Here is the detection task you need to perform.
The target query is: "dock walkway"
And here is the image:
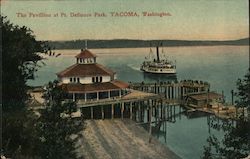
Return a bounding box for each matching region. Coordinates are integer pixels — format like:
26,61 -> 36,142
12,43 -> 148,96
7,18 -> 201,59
77,89 -> 159,107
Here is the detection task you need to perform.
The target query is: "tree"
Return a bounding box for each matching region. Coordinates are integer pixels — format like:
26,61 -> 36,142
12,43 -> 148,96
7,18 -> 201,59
202,69 -> 250,159
36,80 -> 84,159
1,16 -> 84,158
2,110 -> 41,158
235,69 -> 250,119
1,16 -> 46,110
1,15 -> 47,158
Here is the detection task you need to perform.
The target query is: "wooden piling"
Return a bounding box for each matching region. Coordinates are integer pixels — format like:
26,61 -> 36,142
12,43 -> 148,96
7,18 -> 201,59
149,103 -> 152,143
121,102 -> 124,119
101,105 -> 104,119
111,104 -> 114,119
171,86 -> 174,99
142,101 -> 144,122
146,108 -> 149,122
173,105 -> 176,121
138,103 -> 141,122
130,102 -> 133,120
160,101 -> 163,119
91,106 -> 93,119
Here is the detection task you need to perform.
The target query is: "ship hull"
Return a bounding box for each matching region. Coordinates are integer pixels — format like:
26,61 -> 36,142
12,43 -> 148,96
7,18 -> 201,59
141,66 -> 176,74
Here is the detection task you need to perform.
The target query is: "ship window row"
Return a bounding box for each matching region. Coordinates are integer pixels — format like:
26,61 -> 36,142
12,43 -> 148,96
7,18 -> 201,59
70,77 -> 80,83
77,58 -> 96,64
92,76 -> 102,83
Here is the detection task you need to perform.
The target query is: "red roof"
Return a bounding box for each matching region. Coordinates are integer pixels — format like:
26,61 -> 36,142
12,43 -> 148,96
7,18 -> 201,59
112,80 -> 129,88
57,63 -> 115,77
75,49 -> 97,58
60,80 -> 129,93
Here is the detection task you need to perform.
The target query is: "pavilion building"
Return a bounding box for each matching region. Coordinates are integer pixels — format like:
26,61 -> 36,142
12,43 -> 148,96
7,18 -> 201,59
57,48 -> 129,102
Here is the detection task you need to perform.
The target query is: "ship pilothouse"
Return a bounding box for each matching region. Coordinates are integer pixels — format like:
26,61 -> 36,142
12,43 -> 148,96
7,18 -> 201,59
140,46 -> 176,74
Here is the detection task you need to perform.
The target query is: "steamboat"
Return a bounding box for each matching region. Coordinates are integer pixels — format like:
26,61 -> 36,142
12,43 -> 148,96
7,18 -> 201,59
140,46 -> 176,74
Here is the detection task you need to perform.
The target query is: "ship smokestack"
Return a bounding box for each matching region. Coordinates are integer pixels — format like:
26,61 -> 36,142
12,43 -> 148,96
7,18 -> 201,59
156,46 -> 160,62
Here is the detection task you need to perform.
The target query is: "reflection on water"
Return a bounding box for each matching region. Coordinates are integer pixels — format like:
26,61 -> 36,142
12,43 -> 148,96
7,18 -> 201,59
202,115 -> 249,159
144,105 -> 248,159
148,106 -> 225,159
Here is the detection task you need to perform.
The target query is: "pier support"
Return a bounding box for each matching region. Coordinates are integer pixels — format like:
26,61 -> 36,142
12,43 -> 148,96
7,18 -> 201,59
130,102 -> 133,120
164,87 -> 167,98
173,105 -> 176,121
111,104 -> 114,119
168,87 -> 170,99
121,102 -> 124,119
73,93 -> 75,101
149,103 -> 152,143
101,105 -> 104,119
147,100 -> 150,122
160,100 -> 163,119
163,105 -> 166,120
138,103 -> 141,122
90,107 -> 93,119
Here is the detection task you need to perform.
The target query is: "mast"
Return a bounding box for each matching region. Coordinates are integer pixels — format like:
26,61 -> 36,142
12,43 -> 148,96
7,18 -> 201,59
156,46 -> 160,62
85,40 -> 88,49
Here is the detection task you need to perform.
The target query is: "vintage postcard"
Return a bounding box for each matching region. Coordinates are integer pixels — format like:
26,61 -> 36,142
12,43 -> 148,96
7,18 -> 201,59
1,0 -> 249,159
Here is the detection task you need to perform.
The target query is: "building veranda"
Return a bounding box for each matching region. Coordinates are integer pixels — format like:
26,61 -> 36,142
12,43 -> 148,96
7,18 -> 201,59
55,48 -> 160,119
57,48 -> 130,102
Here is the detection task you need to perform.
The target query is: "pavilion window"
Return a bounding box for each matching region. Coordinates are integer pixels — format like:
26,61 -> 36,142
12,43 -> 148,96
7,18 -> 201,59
91,76 -> 102,83
70,78 -> 73,82
77,77 -> 80,83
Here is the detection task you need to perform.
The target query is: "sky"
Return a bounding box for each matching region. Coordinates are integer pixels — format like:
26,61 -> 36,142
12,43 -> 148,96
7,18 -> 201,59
1,0 -> 249,41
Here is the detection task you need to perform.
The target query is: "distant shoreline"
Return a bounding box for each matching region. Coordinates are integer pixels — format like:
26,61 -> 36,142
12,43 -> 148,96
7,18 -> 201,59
46,38 -> 249,49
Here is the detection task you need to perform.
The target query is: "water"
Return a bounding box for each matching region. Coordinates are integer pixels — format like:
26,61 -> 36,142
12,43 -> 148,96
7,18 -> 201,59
151,107 -> 225,159
28,46 -> 249,159
29,46 -> 249,102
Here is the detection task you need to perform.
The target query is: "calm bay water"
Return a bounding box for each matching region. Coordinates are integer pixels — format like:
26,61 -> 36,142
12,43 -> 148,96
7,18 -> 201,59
29,46 -> 249,102
28,46 -> 249,159
152,107 -> 225,159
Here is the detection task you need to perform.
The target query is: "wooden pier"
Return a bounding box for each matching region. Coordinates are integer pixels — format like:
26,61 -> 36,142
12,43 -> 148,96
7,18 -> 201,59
71,80 -> 211,142
28,80 -> 213,143
28,80 -> 218,125
129,80 -> 209,100
75,90 -> 159,119
29,80 -> 210,121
